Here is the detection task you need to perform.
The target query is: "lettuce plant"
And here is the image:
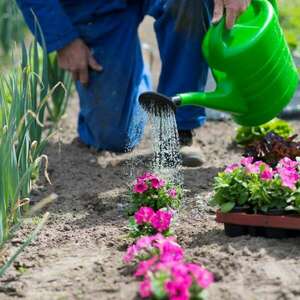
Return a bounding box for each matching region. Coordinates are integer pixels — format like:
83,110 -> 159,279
235,118 -> 293,146
210,157 -> 300,213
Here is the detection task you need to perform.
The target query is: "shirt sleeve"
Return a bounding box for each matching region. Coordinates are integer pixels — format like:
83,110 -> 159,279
16,0 -> 79,52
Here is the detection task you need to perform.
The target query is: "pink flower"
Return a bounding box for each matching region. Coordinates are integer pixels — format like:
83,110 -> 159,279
139,278 -> 152,298
159,240 -> 184,262
245,164 -> 259,174
165,279 -> 190,300
277,167 -> 300,190
133,180 -> 148,194
197,269 -> 214,289
134,207 -> 155,225
187,263 -> 214,288
150,210 -> 172,232
135,256 -> 158,277
136,235 -> 154,250
279,157 -> 298,170
123,245 -> 139,263
261,168 -> 274,181
245,161 -> 265,174
168,188 -> 177,198
241,157 -> 268,174
187,263 -> 204,277
151,178 -> 165,189
225,163 -> 239,173
241,157 -> 254,166
171,264 -> 191,282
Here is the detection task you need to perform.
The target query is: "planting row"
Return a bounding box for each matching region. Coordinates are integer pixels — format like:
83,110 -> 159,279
123,172 -> 214,300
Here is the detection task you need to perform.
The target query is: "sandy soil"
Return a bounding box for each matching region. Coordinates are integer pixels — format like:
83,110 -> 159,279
1,19 -> 300,300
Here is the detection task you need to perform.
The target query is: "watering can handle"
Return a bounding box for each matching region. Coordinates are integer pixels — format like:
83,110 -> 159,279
267,0 -> 278,15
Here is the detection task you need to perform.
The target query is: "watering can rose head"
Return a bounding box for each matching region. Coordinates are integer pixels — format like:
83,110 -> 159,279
129,172 -> 183,213
211,156 -> 300,213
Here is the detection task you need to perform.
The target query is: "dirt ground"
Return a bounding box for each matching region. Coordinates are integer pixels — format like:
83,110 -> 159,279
1,19 -> 300,300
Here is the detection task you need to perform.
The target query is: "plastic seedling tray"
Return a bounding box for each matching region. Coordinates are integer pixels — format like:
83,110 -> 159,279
216,210 -> 300,238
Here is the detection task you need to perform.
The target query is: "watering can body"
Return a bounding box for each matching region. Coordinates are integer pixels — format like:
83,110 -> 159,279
177,0 -> 299,126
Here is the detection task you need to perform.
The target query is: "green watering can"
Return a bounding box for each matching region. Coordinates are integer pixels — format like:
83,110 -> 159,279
139,0 -> 299,126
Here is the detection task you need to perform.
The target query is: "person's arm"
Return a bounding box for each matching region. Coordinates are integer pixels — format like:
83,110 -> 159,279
16,0 -> 79,52
212,0 -> 251,29
16,0 -> 102,84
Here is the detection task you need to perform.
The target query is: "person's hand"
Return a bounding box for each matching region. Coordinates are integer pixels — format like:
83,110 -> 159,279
212,0 -> 251,29
57,38 -> 102,85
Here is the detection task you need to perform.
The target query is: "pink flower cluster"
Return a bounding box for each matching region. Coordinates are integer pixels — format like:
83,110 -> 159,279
139,261 -> 214,300
124,234 -> 213,300
225,156 -> 300,190
135,207 -> 172,233
123,234 -> 184,264
133,172 -> 166,194
277,157 -> 300,190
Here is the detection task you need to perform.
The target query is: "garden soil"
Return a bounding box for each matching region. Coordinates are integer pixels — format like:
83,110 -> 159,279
1,19 -> 300,300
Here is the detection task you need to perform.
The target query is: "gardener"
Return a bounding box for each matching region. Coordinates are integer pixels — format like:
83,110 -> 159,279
16,0 -> 251,166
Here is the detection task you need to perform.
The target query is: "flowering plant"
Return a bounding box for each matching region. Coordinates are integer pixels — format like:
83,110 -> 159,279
129,172 -> 182,214
137,261 -> 213,300
210,157 -> 300,213
129,207 -> 173,238
124,234 -> 213,300
123,234 -> 184,264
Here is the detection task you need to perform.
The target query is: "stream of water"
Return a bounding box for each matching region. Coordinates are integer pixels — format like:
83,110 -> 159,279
147,103 -> 182,185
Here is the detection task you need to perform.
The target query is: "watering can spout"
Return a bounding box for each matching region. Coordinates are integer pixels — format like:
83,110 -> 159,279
174,85 -> 248,115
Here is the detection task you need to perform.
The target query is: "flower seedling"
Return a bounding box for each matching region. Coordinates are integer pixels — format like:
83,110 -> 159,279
124,235 -> 213,300
123,234 -> 184,264
137,261 -> 213,300
129,207 -> 173,238
129,172 -> 182,214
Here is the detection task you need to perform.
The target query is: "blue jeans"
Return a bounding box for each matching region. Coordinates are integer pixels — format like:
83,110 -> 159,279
66,0 -> 213,151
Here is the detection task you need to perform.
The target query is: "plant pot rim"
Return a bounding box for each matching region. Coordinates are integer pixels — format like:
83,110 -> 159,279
216,210 -> 300,230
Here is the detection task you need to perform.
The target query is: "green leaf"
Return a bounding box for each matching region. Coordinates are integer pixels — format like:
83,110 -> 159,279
235,118 -> 293,145
220,202 -> 235,213
152,272 -> 169,299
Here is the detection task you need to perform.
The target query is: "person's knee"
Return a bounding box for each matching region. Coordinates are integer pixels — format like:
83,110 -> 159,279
78,115 -> 146,152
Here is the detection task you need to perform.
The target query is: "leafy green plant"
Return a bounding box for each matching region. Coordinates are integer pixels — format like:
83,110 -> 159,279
235,118 -> 293,146
210,157 -> 300,213
244,132 -> 300,167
